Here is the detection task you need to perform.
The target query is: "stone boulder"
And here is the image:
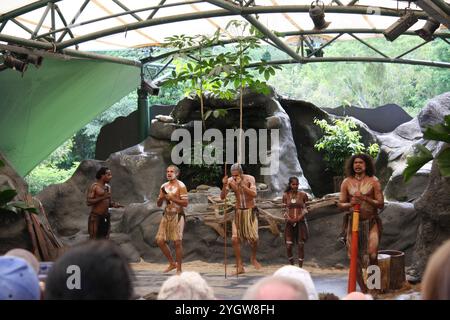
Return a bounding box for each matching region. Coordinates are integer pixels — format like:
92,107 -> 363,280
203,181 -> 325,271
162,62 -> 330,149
37,137 -> 172,261
379,92 -> 450,202
408,143 -> 450,281
280,98 -> 378,197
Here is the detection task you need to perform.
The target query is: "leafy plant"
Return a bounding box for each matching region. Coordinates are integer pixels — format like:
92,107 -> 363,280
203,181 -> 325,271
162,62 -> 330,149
314,117 -> 379,176
25,162 -> 79,195
403,115 -> 450,182
163,32 -> 222,129
0,161 -> 37,214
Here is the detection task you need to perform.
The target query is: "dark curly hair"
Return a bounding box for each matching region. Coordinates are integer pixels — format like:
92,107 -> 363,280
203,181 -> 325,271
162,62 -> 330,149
345,153 -> 375,177
284,176 -> 299,192
96,167 -> 110,180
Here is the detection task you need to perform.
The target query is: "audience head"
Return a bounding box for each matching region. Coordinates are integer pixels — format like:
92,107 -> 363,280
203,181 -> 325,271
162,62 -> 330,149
319,292 -> 340,300
45,240 -> 133,300
273,265 -> 318,300
242,275 -> 308,300
342,291 -> 373,300
0,256 -> 40,300
421,240 -> 450,300
158,271 -> 215,300
5,248 -> 40,274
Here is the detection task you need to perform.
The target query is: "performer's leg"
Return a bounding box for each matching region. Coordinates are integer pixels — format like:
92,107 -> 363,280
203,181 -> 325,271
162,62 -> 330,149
250,240 -> 262,269
88,214 -> 98,240
347,222 -> 368,293
285,223 -> 294,265
286,241 -> 294,265
298,223 -> 307,268
174,240 -> 183,275
157,239 -> 176,272
368,223 -> 380,266
231,221 -> 245,274
356,259 -> 368,293
298,241 -> 304,268
174,216 -> 185,274
338,213 -> 349,245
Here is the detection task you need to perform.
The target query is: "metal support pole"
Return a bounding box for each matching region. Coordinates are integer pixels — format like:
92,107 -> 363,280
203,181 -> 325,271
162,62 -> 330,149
138,69 -> 149,142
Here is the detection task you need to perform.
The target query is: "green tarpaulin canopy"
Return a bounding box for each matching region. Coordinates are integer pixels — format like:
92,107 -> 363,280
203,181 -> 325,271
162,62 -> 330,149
0,56 -> 140,176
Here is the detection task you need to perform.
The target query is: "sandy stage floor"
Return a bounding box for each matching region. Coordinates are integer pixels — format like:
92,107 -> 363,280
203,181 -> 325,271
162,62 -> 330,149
130,260 -> 420,300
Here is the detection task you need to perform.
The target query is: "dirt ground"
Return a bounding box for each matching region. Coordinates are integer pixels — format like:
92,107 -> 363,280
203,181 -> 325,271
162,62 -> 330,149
130,259 -> 348,275
130,260 -> 420,300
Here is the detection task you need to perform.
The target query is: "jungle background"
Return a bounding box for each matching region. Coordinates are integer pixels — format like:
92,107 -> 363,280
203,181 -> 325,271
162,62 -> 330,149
25,36 -> 450,194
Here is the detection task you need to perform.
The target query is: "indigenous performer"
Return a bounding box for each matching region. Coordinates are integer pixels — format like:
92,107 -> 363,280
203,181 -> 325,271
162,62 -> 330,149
282,177 -> 309,268
86,167 -> 122,240
338,153 -> 384,293
156,165 -> 188,274
220,163 -> 261,275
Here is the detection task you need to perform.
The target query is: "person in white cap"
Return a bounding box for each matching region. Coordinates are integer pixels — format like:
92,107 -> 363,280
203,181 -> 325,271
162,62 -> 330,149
0,256 -> 40,300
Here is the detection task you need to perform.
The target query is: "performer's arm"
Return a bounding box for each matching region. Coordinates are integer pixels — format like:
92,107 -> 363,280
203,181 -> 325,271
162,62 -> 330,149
157,188 -> 165,207
239,176 -> 257,198
360,180 -> 384,209
86,185 -> 110,206
297,193 -> 309,221
282,193 -> 288,218
167,186 -> 188,207
337,180 -> 352,211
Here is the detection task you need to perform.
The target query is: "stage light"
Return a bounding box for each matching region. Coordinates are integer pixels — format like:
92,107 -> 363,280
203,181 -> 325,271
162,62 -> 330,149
415,17 -> 441,41
309,1 -> 331,31
26,54 -> 43,67
141,79 -> 160,96
383,11 -> 419,42
3,54 -> 28,74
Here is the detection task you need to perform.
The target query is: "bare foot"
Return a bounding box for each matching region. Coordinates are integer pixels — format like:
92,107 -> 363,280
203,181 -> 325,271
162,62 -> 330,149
176,269 -> 182,275
163,263 -> 177,273
229,266 -> 245,276
251,259 -> 262,270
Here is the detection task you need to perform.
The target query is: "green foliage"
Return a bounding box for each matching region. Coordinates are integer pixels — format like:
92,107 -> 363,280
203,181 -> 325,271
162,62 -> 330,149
176,141 -> 223,187
0,161 -> 37,214
267,36 -> 450,114
163,20 -> 281,106
25,162 -> 79,195
314,117 -> 379,176
403,115 -> 450,182
188,162 -> 223,187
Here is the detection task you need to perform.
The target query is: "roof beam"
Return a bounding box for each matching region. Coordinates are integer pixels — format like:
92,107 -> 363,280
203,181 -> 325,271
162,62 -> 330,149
247,57 -> 450,69
143,27 -> 450,63
34,0 -> 203,40
414,0 -> 450,28
31,2 -> 52,39
111,0 -> 143,21
205,0 -> 304,62
57,0 -> 90,42
0,0 -> 62,23
55,5 -> 431,50
147,0 -> 166,20
0,33 -> 141,67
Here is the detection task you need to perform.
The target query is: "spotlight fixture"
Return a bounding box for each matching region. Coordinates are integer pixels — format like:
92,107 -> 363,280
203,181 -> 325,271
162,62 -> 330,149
141,79 -> 160,96
383,11 -> 419,42
309,1 -> 331,31
3,54 -> 28,74
415,17 -> 441,41
26,54 -> 43,67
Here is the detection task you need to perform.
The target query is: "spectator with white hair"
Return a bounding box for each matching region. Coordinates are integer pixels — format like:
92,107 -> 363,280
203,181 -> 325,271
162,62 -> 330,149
157,271 -> 215,300
242,275 -> 308,300
273,265 -> 318,300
